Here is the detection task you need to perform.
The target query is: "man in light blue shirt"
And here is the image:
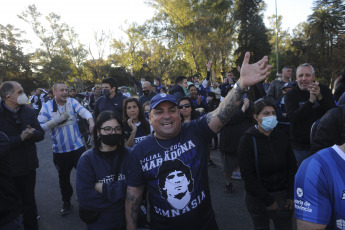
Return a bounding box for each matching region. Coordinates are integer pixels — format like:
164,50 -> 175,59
38,82 -> 94,215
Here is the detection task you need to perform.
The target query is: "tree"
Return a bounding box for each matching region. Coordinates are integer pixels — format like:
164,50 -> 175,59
266,15 -> 294,79
306,0 -> 345,84
234,0 -> 271,67
18,4 -> 90,89
0,24 -> 31,83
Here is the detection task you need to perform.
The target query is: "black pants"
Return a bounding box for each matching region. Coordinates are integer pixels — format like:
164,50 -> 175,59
0,216 -> 24,230
53,147 -> 86,202
12,170 -> 38,230
245,191 -> 293,230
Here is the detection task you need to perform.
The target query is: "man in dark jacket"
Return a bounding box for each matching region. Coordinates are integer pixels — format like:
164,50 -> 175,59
219,98 -> 253,196
285,63 -> 335,166
0,131 -> 23,230
0,81 -> 45,230
94,77 -> 128,120
170,76 -> 187,101
311,105 -> 345,154
139,81 -> 157,105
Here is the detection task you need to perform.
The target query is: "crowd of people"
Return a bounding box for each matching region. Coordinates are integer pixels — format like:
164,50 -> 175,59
0,52 -> 344,230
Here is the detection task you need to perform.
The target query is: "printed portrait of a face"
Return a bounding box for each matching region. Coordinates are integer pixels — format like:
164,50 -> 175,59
158,159 -> 194,209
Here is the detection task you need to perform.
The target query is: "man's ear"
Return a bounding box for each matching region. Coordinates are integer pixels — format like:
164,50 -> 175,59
5,93 -> 11,101
149,111 -> 152,123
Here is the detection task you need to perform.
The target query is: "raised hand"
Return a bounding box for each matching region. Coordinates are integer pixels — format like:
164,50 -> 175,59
206,60 -> 212,71
239,52 -> 271,88
197,95 -> 202,105
241,98 -> 250,113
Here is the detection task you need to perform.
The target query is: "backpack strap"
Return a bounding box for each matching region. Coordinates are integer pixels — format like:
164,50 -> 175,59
252,136 -> 261,183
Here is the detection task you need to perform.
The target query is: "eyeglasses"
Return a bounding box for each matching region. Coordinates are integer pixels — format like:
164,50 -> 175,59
178,103 -> 191,109
99,126 -> 122,134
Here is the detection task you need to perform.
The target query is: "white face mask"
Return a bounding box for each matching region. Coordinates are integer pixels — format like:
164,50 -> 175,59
17,94 -> 29,105
260,116 -> 278,131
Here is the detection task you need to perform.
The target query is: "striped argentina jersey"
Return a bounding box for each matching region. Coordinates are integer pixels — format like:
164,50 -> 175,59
38,98 -> 92,153
294,145 -> 345,230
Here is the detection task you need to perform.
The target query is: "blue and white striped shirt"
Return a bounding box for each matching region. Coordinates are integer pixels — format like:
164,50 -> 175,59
38,98 -> 92,153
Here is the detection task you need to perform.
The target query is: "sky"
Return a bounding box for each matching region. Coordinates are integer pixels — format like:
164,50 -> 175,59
0,0 -> 315,55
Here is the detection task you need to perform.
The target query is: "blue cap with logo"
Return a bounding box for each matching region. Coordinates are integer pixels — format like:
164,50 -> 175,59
150,93 -> 178,111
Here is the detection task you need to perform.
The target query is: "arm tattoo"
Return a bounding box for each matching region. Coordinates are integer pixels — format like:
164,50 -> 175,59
126,188 -> 143,228
207,88 -> 244,125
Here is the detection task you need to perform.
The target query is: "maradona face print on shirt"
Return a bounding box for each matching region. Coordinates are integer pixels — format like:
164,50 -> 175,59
157,159 -> 194,210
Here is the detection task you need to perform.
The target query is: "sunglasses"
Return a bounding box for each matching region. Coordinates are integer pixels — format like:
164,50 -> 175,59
178,103 -> 191,109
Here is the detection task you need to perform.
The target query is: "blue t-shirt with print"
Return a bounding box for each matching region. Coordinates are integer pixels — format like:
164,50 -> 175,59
294,145 -> 345,230
127,116 -> 217,230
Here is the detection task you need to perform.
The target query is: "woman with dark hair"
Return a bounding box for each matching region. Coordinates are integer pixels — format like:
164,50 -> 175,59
177,96 -> 199,123
238,100 -> 297,230
122,98 -> 151,148
76,111 -> 129,230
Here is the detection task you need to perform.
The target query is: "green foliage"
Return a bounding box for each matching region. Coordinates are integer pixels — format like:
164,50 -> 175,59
234,0 -> 271,67
1,0 -> 344,92
0,24 -> 31,83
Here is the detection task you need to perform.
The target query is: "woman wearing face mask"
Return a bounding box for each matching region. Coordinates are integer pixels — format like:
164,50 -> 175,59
76,111 -> 129,230
142,101 -> 150,121
237,100 -> 297,230
122,98 -> 151,148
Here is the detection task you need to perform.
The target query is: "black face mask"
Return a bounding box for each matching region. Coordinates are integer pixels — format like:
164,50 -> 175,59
99,134 -> 122,146
143,90 -> 149,95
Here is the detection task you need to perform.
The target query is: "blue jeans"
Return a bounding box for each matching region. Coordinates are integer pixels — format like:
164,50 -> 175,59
293,149 -> 311,167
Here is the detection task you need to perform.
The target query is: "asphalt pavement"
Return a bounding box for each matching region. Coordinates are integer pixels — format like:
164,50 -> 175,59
34,133 -> 254,230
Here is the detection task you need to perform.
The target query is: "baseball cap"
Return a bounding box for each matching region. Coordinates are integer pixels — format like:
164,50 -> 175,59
150,93 -> 178,111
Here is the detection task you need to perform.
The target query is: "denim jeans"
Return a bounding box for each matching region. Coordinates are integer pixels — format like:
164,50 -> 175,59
245,191 -> 293,230
293,149 -> 311,167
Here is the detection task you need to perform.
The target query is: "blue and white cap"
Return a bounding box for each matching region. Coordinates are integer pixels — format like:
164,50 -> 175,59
149,93 -> 178,111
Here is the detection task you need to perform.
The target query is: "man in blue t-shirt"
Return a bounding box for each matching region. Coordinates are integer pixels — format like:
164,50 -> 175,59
294,145 -> 345,230
125,52 -> 271,230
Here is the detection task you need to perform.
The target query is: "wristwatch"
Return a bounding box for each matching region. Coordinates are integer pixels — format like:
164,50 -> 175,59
234,82 -> 250,93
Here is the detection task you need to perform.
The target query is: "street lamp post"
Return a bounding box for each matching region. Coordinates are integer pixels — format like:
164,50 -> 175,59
275,0 -> 279,75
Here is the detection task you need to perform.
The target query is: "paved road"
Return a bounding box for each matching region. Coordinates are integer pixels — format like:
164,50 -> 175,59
34,133 -> 254,230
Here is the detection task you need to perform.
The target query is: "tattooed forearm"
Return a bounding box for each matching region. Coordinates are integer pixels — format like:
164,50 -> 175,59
206,87 -> 244,133
216,87 -> 244,124
125,186 -> 144,230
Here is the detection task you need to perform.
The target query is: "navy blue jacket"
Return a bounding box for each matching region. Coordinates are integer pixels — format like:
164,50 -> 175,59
94,92 -> 127,120
170,84 -> 186,101
139,92 -> 157,105
76,147 -> 130,229
0,101 -> 45,177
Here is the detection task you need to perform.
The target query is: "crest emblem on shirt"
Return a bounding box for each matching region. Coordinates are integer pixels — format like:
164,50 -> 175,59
296,187 -> 303,198
342,190 -> 345,200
